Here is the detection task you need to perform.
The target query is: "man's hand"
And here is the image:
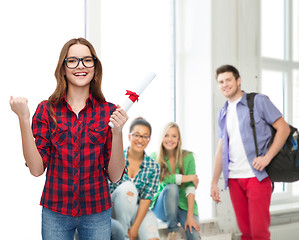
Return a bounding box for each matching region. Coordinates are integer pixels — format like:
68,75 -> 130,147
210,183 -> 221,203
252,155 -> 271,171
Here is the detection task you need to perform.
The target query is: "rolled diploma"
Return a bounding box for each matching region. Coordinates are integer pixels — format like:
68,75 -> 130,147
109,72 -> 156,128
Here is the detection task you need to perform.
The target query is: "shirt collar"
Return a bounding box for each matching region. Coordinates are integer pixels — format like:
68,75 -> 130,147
87,92 -> 96,108
238,91 -> 247,106
220,91 -> 247,117
62,93 -> 67,104
125,147 -> 147,169
164,155 -> 178,173
61,92 -> 95,108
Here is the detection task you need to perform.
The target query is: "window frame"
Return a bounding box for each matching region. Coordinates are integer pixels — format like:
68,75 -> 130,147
261,0 -> 299,203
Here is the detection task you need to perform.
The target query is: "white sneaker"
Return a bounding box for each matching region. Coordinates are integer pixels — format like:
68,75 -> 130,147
166,231 -> 178,240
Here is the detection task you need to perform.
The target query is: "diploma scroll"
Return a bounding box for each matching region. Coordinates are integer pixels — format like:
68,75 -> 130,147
109,72 -> 156,128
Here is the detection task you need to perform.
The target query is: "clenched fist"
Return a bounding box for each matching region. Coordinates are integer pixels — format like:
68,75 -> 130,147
9,96 -> 30,119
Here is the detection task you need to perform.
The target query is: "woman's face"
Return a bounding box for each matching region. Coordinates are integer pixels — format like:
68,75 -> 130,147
129,125 -> 151,153
162,127 -> 179,152
64,43 -> 95,89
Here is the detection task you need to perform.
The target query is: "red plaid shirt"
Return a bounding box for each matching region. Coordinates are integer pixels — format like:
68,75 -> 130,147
32,94 -> 116,217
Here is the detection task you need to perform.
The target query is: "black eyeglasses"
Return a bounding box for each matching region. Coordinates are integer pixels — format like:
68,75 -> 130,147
64,56 -> 96,69
130,133 -> 151,141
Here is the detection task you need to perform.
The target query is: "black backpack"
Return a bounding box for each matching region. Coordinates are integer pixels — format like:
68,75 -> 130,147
246,92 -> 299,182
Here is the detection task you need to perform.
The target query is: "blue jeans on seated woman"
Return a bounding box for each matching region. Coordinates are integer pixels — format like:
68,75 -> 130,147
111,218 -> 125,240
152,184 -> 201,240
42,207 -> 111,240
111,181 -> 159,240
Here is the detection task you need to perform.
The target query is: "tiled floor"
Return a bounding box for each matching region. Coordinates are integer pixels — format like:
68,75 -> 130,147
158,223 -> 232,240
202,234 -> 232,240
159,229 -> 231,240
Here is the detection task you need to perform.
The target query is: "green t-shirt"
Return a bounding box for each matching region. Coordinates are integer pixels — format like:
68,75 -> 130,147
150,151 -> 198,216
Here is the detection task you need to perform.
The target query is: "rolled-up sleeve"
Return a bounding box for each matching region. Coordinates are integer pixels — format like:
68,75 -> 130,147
32,102 -> 51,169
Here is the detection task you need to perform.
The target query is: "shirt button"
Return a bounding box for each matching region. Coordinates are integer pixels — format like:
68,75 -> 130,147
72,208 -> 78,216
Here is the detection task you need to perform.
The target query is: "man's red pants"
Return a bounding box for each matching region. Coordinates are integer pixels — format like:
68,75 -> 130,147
228,177 -> 272,240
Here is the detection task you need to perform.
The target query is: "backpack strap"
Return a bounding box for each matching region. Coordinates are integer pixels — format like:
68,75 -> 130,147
246,92 -> 259,157
247,92 -> 275,190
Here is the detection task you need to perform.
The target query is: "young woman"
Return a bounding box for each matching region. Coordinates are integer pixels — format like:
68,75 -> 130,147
151,122 -> 201,240
109,117 -> 160,240
9,38 -> 128,240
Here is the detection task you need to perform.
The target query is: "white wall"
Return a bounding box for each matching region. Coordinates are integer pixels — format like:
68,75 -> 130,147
0,1 -> 85,239
175,0 -> 213,220
211,0 -> 260,233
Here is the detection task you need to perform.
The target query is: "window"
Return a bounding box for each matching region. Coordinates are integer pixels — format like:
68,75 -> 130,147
89,0 -> 174,151
261,0 -> 299,201
261,0 -> 285,60
294,0 -> 299,61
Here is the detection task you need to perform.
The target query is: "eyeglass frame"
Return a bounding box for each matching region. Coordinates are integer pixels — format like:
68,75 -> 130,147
129,132 -> 151,141
64,56 -> 96,69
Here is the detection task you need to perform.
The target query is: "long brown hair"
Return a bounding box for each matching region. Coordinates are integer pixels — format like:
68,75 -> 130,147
157,122 -> 184,181
48,38 -> 105,125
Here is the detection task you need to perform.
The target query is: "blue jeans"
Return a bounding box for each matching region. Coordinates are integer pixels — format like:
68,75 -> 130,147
111,181 -> 159,240
42,207 -> 111,240
152,184 -> 201,240
111,218 -> 125,240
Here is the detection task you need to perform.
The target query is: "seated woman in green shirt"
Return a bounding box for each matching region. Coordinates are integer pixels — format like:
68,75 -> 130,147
151,122 -> 201,240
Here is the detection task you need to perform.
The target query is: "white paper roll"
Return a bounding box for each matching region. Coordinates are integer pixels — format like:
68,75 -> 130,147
109,72 -> 156,128
134,72 -> 156,95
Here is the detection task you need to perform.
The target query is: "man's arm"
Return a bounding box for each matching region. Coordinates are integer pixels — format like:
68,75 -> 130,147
252,116 -> 290,171
210,139 -> 223,202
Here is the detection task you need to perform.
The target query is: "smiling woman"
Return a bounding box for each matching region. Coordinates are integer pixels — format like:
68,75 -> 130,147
109,117 -> 160,240
10,37 -> 128,240
63,43 -> 96,94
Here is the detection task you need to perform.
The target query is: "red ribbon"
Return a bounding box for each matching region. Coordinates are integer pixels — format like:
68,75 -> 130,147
125,90 -> 139,103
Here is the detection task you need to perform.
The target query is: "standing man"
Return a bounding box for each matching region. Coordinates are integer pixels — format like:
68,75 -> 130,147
210,65 -> 290,240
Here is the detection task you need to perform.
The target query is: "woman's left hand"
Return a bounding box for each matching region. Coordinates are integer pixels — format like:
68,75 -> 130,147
184,215 -> 200,234
192,175 -> 199,189
128,224 -> 138,240
110,105 -> 128,133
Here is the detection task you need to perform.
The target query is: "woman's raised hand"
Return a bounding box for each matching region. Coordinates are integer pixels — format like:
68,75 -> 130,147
109,105 -> 128,132
9,96 -> 30,119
